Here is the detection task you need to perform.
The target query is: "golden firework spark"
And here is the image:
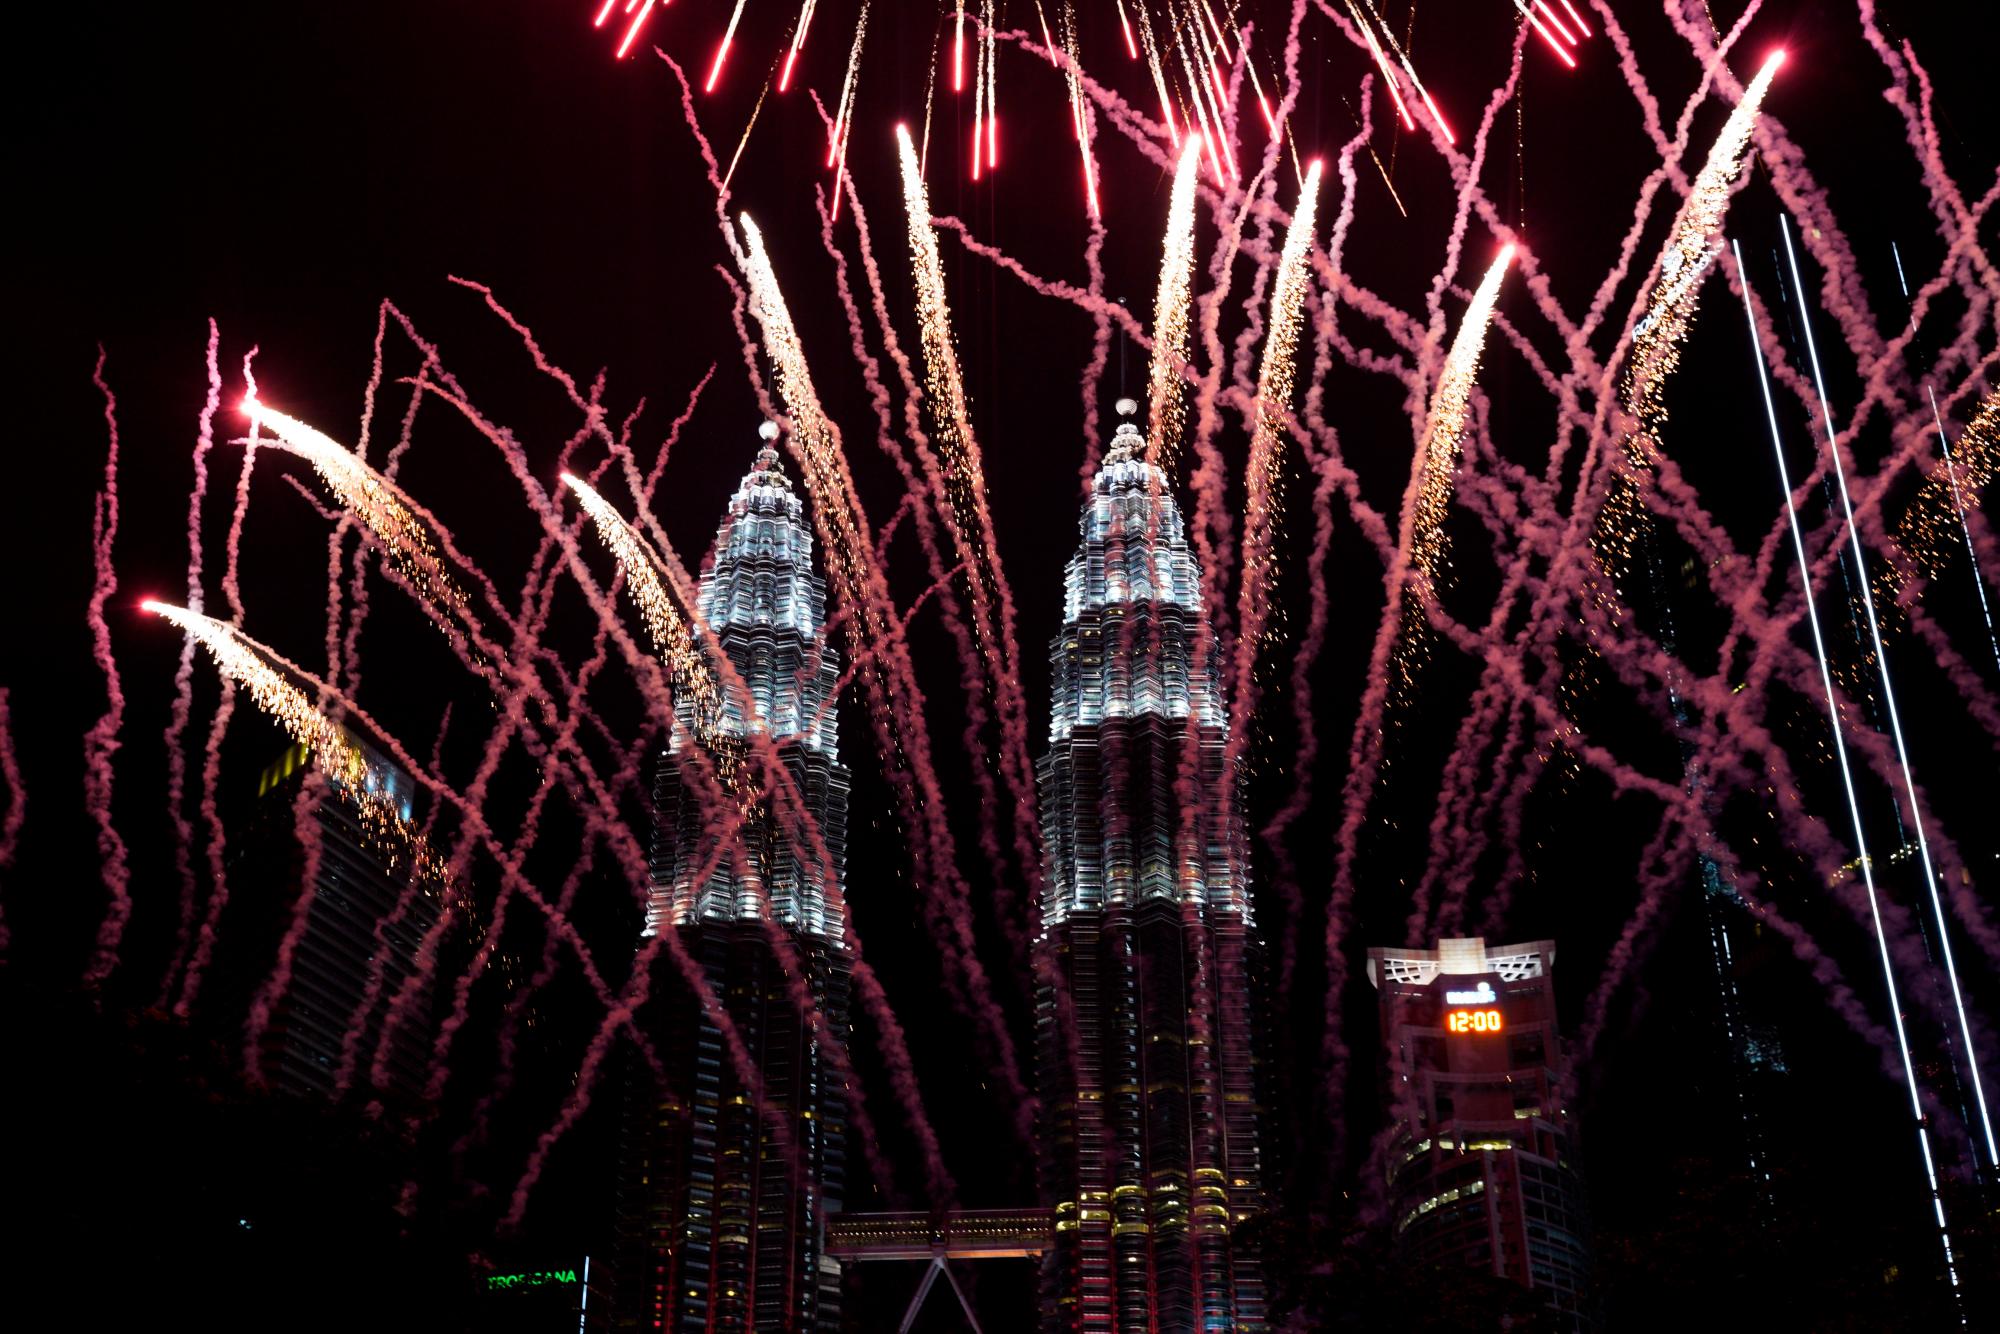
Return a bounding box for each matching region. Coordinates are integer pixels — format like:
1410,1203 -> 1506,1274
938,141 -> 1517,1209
1239,159 -> 1324,625
1411,244 -> 1516,601
244,400 -> 476,640
561,473 -> 720,733
735,213 -> 888,669
1593,50 -> 1784,599
1147,135 -> 1205,467
143,599 -> 451,888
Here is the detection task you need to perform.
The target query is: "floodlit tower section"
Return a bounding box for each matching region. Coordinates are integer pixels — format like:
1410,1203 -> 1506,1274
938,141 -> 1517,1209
1367,937 -> 1594,1331
617,433 -> 852,1334
1034,414 -> 1268,1331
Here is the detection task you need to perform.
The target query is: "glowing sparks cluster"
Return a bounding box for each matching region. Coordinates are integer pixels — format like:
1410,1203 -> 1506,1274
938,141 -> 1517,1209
1410,246 -> 1515,605
1146,136 -> 1205,467
1594,50 -> 1783,594
736,214 -> 888,669
246,400 -> 476,645
1389,244 -> 1514,702
142,600 -> 452,889
561,474 -> 720,734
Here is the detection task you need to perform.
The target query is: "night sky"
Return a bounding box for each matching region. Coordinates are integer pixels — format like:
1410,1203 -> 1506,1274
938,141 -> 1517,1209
8,2 -> 1998,1329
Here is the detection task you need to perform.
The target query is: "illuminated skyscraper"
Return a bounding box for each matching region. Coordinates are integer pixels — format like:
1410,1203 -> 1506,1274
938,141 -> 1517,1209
1367,936 -> 1593,1330
1034,414 -> 1268,1331
615,434 -> 851,1332
247,738 -> 442,1107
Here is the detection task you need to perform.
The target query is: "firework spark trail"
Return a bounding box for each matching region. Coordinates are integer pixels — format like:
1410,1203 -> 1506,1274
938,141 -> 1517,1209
81,350 -> 132,990
244,401 -> 493,659
1921,388 -> 2000,670
1314,246 -> 1512,1104
1427,46 -> 1786,947
564,474 -> 717,724
1732,251 -> 1969,1305
1185,158 -> 1280,641
821,172 -> 1036,969
892,126 -> 1042,945
825,2 -> 867,221
1257,102 -> 1393,1009
146,600 -> 663,1075
735,213 -> 1035,1143
157,321 -> 224,1005
1226,160 -> 1321,779
1146,136 -> 1206,468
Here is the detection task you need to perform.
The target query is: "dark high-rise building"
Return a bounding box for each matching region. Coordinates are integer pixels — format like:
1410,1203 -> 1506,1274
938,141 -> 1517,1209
1033,415 -> 1269,1331
615,435 -> 852,1332
249,739 -> 442,1106
1367,936 -> 1593,1330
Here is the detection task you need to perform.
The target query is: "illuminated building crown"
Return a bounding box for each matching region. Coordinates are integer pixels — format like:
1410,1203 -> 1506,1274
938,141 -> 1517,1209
1037,410 -> 1247,929
651,428 -> 848,939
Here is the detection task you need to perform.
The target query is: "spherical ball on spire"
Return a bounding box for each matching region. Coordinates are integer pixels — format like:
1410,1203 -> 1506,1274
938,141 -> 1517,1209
1114,396 -> 1139,419
758,419 -> 781,441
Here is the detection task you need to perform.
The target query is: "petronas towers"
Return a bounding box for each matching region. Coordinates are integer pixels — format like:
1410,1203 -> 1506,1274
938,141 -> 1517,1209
618,415 -> 1269,1331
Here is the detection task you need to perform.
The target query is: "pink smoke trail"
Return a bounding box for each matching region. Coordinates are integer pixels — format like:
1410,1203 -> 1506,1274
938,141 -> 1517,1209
244,765 -> 330,1082
175,350 -> 262,1015
158,321 -> 225,1005
81,348 -> 132,990
0,689 -> 21,955
331,701 -> 454,1096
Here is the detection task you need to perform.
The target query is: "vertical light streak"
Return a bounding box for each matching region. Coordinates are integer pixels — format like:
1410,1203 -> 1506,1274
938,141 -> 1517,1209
707,0 -> 750,92
1781,216 -> 1997,1169
1534,0 -> 1578,46
984,0 -> 998,169
1351,2 -> 1416,128
1557,0 -> 1590,37
954,2 -> 966,92
1927,387 -> 2000,675
614,0 -> 657,60
593,0 -> 619,27
826,3 -> 867,219
1147,135 -> 1204,465
1515,0 -> 1577,68
1733,241 -> 1966,1309
1116,0 -> 1138,59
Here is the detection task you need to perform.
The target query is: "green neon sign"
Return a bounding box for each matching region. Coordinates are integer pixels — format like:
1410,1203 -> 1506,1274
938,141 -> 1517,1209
486,1268 -> 578,1291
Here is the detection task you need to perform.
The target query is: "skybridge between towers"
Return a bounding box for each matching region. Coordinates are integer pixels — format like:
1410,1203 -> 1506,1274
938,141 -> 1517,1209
826,1210 -> 1050,1333
824,1208 -> 1052,1262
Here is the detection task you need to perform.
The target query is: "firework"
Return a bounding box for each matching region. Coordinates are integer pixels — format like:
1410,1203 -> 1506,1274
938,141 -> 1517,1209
1146,134 -> 1205,465
244,399 -> 479,647
561,472 -> 720,732
141,600 -> 452,888
1409,245 -> 1515,609
1229,158 -> 1323,749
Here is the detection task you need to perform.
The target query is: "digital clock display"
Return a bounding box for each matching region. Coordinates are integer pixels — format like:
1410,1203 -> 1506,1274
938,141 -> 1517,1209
1445,1008 -> 1504,1034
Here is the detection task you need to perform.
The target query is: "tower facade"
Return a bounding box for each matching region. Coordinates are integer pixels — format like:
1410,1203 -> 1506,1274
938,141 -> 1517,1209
1366,936 -> 1593,1330
616,437 -> 851,1332
1034,417 -> 1268,1331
